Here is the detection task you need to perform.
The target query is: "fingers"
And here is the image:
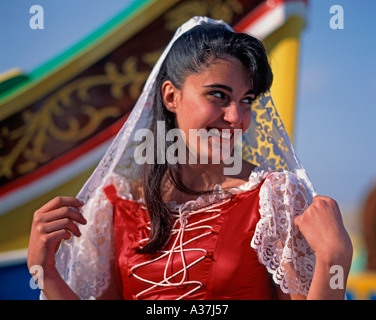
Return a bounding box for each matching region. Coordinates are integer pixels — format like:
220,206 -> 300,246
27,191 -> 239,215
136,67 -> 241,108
34,196 -> 87,226
29,197 -> 87,272
40,218 -> 82,237
37,196 -> 84,214
312,195 -> 339,207
309,195 -> 342,220
42,206 -> 87,225
32,196 -> 87,242
298,195 -> 340,216
40,229 -> 71,245
295,195 -> 353,267
294,195 -> 342,231
40,229 -> 73,256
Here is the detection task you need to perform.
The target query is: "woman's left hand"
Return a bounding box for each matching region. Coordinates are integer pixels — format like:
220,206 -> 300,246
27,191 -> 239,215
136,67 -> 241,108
293,195 -> 353,299
294,195 -> 353,266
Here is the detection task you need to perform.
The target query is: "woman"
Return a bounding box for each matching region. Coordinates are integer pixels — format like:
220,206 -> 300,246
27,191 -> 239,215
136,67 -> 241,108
27,17 -> 352,300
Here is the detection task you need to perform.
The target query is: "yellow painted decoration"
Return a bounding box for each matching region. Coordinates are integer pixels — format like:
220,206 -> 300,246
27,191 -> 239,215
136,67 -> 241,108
0,166 -> 94,252
263,16 -> 306,140
347,272 -> 376,300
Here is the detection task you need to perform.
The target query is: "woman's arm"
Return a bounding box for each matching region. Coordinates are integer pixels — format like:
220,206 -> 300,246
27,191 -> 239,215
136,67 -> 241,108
39,268 -> 80,300
254,172 -> 352,300
28,196 -> 86,300
294,196 -> 353,300
28,196 -> 123,300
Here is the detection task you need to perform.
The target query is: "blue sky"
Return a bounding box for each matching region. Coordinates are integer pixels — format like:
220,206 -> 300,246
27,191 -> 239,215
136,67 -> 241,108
294,0 -> 376,214
1,0 -> 375,215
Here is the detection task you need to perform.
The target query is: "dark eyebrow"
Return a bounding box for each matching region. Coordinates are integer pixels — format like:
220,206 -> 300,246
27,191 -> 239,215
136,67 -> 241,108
203,84 -> 255,96
203,84 -> 233,92
244,89 -> 256,97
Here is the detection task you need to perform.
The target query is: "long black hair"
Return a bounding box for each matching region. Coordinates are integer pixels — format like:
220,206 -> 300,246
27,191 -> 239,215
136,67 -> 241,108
141,24 -> 273,254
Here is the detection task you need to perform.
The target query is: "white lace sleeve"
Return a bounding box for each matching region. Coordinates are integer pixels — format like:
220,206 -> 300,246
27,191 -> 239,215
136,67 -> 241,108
251,171 -> 316,296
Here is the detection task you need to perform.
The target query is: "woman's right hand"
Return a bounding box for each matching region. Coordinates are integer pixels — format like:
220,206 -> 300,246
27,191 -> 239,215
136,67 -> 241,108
27,196 -> 87,275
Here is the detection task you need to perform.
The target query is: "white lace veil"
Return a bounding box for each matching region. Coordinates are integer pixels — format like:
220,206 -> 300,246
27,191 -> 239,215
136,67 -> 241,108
46,16 -> 315,300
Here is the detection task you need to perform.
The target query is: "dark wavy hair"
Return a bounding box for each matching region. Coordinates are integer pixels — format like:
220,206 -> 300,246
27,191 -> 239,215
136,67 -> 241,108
141,24 -> 273,254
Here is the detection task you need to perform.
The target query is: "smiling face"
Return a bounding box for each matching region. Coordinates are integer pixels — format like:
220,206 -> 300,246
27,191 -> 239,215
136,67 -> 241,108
162,57 -> 255,164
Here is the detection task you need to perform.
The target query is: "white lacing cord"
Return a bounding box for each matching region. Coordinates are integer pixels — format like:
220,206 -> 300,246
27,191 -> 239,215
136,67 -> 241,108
131,198 -> 232,300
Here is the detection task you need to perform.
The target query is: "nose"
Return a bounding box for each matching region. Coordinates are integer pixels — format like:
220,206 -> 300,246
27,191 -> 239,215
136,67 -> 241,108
222,101 -> 242,128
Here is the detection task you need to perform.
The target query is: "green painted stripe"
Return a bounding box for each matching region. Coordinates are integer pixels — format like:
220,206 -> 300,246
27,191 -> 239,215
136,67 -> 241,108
0,0 -> 152,100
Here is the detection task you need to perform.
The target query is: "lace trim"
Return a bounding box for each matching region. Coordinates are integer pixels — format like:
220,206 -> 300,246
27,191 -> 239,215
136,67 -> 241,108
251,171 -> 315,296
54,174 -> 127,300
162,162 -> 272,212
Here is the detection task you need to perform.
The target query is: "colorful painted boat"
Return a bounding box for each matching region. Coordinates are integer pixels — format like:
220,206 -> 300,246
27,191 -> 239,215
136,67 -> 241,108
0,0 -> 308,299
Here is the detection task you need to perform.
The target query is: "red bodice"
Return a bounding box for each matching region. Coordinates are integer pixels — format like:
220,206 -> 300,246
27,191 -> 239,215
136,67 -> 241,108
104,182 -> 276,300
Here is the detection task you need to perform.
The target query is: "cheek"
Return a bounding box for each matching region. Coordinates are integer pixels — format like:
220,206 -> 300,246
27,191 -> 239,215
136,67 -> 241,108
241,109 -> 252,131
177,100 -> 218,129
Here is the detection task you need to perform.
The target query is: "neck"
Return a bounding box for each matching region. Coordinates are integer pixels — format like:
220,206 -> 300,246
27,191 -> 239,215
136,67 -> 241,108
180,162 -> 227,191
161,163 -> 224,204
161,160 -> 255,204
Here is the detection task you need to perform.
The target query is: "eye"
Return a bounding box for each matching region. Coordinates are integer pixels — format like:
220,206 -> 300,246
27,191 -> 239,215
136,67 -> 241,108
241,96 -> 255,106
209,91 -> 226,100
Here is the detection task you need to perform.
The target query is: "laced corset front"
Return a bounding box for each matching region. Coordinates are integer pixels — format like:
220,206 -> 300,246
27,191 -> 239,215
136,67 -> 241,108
104,181 -> 276,300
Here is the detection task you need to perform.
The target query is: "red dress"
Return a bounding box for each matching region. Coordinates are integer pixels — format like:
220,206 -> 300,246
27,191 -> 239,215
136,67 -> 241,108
104,180 -> 276,300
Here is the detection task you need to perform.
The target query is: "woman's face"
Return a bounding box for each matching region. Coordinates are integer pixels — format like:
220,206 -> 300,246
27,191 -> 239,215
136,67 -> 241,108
162,57 -> 255,164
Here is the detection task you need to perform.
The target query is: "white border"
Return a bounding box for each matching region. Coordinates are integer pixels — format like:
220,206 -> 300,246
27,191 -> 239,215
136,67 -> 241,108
0,248 -> 28,268
244,1 -> 308,39
0,140 -> 111,216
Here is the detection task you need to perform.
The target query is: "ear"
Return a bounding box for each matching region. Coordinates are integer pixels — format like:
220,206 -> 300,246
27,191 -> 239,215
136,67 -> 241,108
161,80 -> 180,113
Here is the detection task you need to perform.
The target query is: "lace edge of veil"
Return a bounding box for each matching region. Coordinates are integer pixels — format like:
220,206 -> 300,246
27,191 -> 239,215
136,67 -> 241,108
48,174 -> 129,300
